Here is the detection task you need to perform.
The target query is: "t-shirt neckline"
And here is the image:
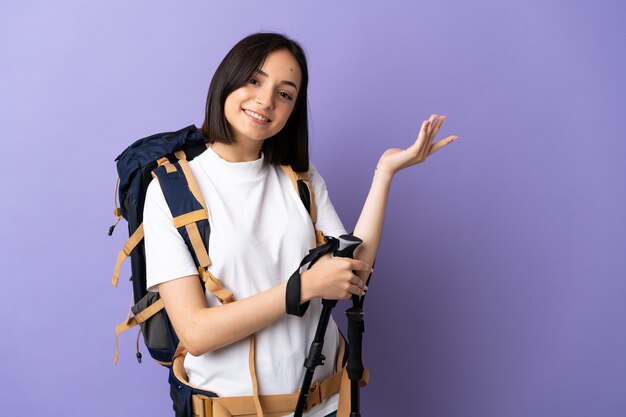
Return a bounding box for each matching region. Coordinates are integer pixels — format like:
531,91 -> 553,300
204,146 -> 267,178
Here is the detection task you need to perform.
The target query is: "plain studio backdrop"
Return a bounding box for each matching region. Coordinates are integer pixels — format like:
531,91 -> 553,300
1,1 -> 624,416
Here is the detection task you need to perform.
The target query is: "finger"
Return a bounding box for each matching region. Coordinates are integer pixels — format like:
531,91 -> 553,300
425,114 -> 445,149
349,283 -> 366,296
418,114 -> 439,159
351,275 -> 367,290
428,115 -> 446,143
428,135 -> 458,155
416,119 -> 429,146
349,258 -> 373,273
427,114 -> 438,139
407,119 -> 430,157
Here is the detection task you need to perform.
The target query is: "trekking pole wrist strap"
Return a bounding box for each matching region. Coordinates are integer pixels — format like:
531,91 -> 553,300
286,236 -> 339,317
286,269 -> 310,317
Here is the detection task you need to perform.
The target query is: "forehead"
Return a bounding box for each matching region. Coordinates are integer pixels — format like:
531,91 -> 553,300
259,49 -> 302,88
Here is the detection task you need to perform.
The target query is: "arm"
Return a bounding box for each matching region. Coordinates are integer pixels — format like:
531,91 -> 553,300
159,254 -> 372,356
151,114 -> 455,356
352,114 -> 458,278
351,168 -> 392,279
158,275 -> 288,355
145,175 -> 372,357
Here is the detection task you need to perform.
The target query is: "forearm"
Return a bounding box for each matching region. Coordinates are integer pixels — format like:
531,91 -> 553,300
352,167 -> 393,278
192,283 -> 289,353
160,276 -> 289,356
162,255 -> 369,356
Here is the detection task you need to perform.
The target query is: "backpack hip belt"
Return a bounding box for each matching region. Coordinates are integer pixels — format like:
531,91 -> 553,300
171,332 -> 368,417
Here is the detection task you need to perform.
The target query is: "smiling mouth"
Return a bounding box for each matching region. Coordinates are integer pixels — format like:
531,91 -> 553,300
243,109 -> 271,123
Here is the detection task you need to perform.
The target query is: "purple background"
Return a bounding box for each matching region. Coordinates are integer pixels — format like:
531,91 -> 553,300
1,1 -> 625,416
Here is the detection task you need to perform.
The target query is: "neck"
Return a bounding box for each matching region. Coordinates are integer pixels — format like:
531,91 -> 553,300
211,139 -> 263,162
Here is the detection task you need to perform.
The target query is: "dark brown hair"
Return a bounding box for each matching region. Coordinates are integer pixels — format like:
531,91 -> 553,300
201,32 -> 310,172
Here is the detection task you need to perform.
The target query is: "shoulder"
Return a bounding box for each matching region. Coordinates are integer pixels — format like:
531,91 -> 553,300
273,162 -> 328,192
145,152 -> 209,212
143,176 -> 173,223
307,162 -> 330,192
145,176 -> 164,206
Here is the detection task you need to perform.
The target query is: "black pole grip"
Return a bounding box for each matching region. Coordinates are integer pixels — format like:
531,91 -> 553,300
346,307 -> 365,381
334,234 -> 362,259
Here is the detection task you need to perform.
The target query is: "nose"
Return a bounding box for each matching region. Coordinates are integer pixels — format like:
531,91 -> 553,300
255,86 -> 274,109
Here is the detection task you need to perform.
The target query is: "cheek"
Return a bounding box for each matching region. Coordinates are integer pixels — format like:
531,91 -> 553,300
224,94 -> 243,123
278,103 -> 296,123
274,112 -> 292,131
224,89 -> 247,110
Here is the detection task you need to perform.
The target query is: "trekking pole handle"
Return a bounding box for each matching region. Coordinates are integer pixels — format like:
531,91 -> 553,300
333,234 -> 362,259
322,234 -> 362,308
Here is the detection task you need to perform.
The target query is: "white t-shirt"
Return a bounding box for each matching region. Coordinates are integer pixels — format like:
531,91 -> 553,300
143,146 -> 347,417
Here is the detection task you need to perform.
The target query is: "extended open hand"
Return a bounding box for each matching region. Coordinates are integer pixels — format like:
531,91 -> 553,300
377,114 -> 458,177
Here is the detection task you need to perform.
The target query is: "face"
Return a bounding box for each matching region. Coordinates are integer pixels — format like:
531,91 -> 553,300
224,48 -> 302,144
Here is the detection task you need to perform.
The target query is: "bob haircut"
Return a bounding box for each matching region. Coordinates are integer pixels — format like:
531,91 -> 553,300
201,32 -> 310,172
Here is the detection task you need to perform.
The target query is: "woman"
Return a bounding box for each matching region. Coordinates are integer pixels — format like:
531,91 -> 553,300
143,32 -> 457,417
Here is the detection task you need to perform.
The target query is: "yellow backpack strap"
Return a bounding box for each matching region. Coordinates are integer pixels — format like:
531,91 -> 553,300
157,155 -> 235,305
279,164 -> 317,223
280,165 -> 324,245
249,335 -> 264,417
111,156 -> 177,288
197,268 -> 233,304
112,224 -> 144,287
176,156 -> 207,211
113,294 -> 164,364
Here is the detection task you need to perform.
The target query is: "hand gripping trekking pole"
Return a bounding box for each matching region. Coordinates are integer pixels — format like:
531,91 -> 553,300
294,234 -> 363,417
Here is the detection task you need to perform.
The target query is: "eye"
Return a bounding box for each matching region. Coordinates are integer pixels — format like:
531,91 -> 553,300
248,78 -> 260,85
278,91 -> 293,101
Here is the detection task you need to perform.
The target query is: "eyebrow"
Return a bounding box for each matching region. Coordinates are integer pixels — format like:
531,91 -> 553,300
254,69 -> 298,90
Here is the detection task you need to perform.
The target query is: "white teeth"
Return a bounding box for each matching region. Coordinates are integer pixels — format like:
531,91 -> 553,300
244,109 -> 269,122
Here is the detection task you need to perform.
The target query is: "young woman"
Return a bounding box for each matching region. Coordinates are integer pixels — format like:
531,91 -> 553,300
143,32 -> 457,417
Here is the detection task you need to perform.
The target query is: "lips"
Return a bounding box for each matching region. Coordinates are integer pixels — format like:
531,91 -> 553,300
243,109 -> 271,123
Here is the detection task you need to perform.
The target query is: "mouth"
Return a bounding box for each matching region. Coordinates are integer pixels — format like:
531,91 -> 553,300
243,109 -> 272,123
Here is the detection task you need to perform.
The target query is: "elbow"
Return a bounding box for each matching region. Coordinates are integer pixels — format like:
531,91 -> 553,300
181,337 -> 203,357
185,345 -> 206,357
179,331 -> 206,356
179,337 -> 206,357
179,331 -> 219,356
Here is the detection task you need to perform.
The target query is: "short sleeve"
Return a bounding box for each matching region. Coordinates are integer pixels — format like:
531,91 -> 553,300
143,179 -> 198,292
308,163 -> 348,239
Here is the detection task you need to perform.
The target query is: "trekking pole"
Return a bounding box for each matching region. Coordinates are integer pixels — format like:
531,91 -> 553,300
294,234 -> 363,417
346,260 -> 374,417
346,299 -> 365,417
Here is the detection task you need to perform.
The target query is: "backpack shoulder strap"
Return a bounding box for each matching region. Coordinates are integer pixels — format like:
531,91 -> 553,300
152,154 -> 233,304
111,150 -> 232,365
280,164 -> 324,245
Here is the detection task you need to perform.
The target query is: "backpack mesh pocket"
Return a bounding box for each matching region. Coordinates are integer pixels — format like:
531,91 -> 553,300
131,292 -> 174,363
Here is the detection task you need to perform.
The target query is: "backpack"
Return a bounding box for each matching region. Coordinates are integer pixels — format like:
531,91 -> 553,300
110,125 -> 358,417
110,124 -> 325,365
